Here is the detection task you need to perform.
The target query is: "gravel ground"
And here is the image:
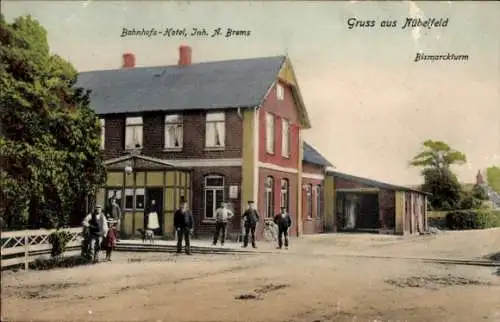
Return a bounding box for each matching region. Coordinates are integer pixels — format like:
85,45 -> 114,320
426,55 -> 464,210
2,229 -> 500,322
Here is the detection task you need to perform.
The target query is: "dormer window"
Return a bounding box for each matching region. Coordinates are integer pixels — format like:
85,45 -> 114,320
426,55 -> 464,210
125,116 -> 143,150
276,83 -> 284,101
205,112 -> 225,149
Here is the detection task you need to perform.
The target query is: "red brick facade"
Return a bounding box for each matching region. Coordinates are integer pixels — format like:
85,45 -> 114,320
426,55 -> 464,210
258,81 -> 300,168
258,168 -> 299,237
301,176 -> 324,235
102,109 -> 242,160
191,166 -> 242,237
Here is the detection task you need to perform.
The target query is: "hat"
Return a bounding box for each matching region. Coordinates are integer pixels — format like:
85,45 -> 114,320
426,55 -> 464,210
280,206 -> 286,211
95,204 -> 102,208
248,200 -> 254,204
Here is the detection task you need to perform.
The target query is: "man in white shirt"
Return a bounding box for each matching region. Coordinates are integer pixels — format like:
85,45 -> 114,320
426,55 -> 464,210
213,202 -> 234,246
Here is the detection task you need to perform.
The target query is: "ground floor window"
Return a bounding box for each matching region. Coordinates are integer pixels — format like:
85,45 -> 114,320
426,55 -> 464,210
204,175 -> 224,220
124,189 -> 134,210
315,185 -> 321,218
106,188 -> 122,210
280,178 -> 289,212
305,184 -> 312,219
135,188 -> 145,210
265,176 -> 274,218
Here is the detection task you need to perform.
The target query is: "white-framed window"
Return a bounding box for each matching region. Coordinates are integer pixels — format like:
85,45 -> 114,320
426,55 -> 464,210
204,175 -> 224,219
305,184 -> 312,219
125,116 -> 143,150
205,112 -> 225,148
315,185 -> 321,218
100,118 -> 105,150
124,188 -> 134,210
265,112 -> 275,154
276,83 -> 284,101
265,176 -> 274,218
280,178 -> 289,212
165,114 -> 183,149
106,188 -> 122,209
281,118 -> 290,157
135,188 -> 145,210
124,188 -> 145,210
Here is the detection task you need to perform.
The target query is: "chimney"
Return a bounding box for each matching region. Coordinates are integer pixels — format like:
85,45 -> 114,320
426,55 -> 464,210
178,45 -> 192,66
122,53 -> 135,68
476,170 -> 484,185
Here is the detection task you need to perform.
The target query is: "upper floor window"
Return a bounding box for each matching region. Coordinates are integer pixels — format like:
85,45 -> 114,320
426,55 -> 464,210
276,83 -> 284,101
265,112 -> 275,154
165,114 -> 183,149
205,112 -> 225,148
280,178 -> 289,212
204,175 -> 224,220
100,118 -> 105,150
281,118 -> 290,158
264,176 -> 274,218
125,116 -> 143,150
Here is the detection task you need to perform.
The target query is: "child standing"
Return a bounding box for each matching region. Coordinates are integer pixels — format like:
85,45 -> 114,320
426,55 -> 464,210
104,222 -> 118,261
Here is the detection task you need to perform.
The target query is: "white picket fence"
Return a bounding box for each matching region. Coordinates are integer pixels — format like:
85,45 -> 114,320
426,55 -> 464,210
1,228 -> 82,271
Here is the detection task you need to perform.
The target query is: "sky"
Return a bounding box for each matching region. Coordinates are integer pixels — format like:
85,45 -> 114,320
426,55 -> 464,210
3,1 -> 499,186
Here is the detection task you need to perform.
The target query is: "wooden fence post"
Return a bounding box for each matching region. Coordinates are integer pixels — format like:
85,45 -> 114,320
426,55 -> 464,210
24,233 -> 29,272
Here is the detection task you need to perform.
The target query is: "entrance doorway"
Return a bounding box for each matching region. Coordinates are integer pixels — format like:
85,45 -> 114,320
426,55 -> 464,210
145,188 -> 164,235
336,191 -> 380,232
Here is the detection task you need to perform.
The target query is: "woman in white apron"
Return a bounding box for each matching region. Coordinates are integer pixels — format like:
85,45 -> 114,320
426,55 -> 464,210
147,200 -> 160,232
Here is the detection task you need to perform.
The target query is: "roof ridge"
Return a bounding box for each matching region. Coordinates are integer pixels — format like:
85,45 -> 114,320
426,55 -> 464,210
79,55 -> 286,74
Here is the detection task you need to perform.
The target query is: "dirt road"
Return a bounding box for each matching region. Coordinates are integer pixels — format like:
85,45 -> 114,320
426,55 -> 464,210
2,229 -> 500,322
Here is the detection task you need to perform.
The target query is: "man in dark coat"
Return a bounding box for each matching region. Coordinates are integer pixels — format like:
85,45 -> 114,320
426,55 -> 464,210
173,200 -> 193,255
241,200 -> 259,248
274,207 -> 292,249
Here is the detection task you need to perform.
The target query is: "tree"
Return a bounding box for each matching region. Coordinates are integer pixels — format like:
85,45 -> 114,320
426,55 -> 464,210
471,184 -> 488,201
421,167 -> 462,210
0,14 -> 106,230
486,166 -> 500,193
410,140 -> 467,170
410,140 -> 468,211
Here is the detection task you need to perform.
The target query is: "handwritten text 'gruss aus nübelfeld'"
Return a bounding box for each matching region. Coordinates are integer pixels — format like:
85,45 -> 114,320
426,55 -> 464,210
346,17 -> 449,30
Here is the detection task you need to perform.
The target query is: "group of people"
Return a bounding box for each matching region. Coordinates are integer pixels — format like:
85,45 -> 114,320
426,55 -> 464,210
174,199 -> 293,254
81,198 -> 122,263
81,198 -> 293,262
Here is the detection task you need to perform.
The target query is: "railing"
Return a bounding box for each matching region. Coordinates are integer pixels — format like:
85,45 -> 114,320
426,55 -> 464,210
1,228 -> 82,271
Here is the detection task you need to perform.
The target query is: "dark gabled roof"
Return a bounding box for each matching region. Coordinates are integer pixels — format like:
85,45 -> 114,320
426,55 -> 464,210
303,142 -> 334,167
327,170 -> 428,194
76,56 -> 286,115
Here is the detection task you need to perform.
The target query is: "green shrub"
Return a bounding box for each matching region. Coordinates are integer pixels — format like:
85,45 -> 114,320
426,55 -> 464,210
475,209 -> 500,228
445,210 -> 500,230
48,230 -> 73,258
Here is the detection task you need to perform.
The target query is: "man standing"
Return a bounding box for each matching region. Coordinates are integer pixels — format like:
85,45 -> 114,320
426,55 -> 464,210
241,200 -> 259,249
173,200 -> 193,255
213,202 -> 234,247
82,205 -> 108,263
274,207 -> 292,249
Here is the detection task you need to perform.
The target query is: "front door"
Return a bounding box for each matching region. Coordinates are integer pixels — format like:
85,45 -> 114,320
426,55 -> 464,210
145,188 -> 164,235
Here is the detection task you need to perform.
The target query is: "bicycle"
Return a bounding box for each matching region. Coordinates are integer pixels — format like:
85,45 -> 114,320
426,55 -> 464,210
263,220 -> 278,242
